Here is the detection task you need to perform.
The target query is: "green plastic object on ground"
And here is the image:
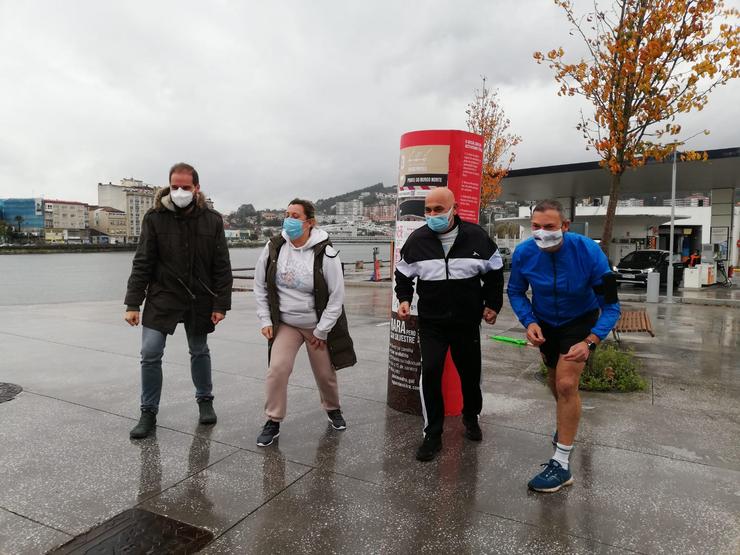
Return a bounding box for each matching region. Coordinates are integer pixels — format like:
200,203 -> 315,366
490,335 -> 529,346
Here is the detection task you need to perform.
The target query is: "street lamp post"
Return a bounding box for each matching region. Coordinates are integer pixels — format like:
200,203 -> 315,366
666,147 -> 678,304
484,208 -> 493,238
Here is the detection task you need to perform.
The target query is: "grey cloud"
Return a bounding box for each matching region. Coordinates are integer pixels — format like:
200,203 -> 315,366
1,0 -> 738,211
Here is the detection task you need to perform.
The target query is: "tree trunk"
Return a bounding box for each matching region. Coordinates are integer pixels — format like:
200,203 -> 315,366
600,172 -> 622,261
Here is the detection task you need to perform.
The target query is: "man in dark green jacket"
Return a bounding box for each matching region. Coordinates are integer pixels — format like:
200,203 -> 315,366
124,162 -> 232,439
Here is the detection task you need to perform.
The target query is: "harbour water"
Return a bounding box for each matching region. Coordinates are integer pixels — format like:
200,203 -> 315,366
0,243 -> 390,306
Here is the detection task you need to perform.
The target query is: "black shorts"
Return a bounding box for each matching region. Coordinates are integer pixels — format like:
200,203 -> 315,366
538,310 -> 599,369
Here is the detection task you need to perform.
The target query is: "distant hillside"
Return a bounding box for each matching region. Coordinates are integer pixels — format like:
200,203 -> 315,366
315,182 -> 395,214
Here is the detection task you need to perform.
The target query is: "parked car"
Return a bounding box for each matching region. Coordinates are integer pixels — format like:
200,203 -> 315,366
613,249 -> 685,287
498,247 -> 512,270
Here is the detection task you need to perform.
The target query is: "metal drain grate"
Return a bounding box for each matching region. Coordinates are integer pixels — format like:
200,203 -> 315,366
49,509 -> 213,554
0,383 -> 22,403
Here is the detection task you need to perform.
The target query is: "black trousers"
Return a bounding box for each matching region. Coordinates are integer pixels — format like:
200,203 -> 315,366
418,319 -> 482,438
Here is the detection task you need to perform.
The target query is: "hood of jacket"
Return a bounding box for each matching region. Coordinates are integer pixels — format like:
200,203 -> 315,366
155,186 -> 208,212
281,227 -> 329,250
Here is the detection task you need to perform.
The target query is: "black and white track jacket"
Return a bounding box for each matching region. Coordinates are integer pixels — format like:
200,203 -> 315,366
394,216 -> 504,325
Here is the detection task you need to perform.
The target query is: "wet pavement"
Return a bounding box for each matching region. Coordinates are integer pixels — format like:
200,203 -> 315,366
0,286 -> 738,554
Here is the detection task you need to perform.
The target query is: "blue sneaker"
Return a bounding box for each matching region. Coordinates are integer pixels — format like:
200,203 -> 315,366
528,459 -> 574,493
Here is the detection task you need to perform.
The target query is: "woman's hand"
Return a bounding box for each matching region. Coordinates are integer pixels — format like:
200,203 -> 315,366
261,326 -> 273,340
307,334 -> 326,350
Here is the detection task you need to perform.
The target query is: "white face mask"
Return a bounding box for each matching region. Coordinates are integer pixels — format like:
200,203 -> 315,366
170,187 -> 194,208
532,228 -> 563,249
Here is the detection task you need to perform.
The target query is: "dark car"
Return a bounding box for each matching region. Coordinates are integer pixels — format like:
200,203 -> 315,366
614,249 -> 685,287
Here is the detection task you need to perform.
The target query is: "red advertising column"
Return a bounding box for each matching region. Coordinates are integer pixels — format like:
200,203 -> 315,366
387,130 -> 484,415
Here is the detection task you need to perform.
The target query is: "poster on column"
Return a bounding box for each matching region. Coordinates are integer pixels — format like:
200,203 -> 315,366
387,130 -> 484,415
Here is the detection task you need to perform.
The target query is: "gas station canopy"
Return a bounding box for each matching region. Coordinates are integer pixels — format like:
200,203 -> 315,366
498,147 -> 740,201
499,213 -> 690,230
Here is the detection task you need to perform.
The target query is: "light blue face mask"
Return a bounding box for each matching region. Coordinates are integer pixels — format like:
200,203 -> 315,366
282,217 -> 305,239
425,208 -> 453,233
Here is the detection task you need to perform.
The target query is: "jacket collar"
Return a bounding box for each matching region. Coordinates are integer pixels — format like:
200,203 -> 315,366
155,187 -> 208,213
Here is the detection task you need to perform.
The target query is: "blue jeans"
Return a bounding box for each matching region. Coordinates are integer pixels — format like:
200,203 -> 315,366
140,326 -> 213,413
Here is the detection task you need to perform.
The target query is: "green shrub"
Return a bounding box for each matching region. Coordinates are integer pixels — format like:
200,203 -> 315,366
539,341 -> 647,392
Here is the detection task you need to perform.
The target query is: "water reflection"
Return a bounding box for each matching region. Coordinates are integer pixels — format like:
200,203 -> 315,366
181,426 -> 215,513
134,435 -> 162,502
134,427 -> 215,513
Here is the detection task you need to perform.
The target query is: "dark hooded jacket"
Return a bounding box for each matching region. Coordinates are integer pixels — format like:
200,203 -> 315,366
124,188 -> 233,335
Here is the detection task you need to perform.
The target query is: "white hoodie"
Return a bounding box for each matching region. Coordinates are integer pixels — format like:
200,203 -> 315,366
254,228 -> 345,340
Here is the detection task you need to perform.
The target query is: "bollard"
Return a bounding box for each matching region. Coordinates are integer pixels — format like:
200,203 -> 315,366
371,247 -> 381,281
646,271 -> 660,303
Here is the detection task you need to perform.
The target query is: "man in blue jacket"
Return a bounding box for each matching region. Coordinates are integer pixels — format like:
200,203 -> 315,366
508,200 -> 620,492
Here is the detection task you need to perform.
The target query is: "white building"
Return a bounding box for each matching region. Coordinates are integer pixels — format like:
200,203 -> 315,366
336,200 -> 364,218
98,179 -> 158,242
89,206 -> 127,243
44,200 -> 89,230
125,189 -> 156,241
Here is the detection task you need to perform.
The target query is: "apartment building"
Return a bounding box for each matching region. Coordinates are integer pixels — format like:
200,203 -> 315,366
89,206 -> 127,243
97,179 -> 158,242
336,200 -> 364,217
43,199 -> 89,229
364,204 -> 395,222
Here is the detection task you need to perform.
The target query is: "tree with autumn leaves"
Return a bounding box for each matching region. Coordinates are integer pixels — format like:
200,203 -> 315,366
466,77 -> 521,215
535,0 -> 740,253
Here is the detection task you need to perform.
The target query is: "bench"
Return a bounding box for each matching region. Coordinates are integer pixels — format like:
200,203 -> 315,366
612,309 -> 655,343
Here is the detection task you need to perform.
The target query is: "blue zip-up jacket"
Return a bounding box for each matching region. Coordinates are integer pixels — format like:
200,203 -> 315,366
507,233 -> 620,340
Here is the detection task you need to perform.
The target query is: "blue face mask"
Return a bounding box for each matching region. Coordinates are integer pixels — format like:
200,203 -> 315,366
282,217 -> 305,239
426,208 -> 453,233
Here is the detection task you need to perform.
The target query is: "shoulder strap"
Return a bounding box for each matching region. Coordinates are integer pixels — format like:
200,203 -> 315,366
312,239 -> 330,272
266,236 -> 286,272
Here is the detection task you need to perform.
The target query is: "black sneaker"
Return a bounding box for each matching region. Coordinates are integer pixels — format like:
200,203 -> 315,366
416,435 -> 442,462
463,416 -> 483,442
327,409 -> 347,430
130,410 -> 157,439
256,420 -> 280,447
198,400 -> 217,425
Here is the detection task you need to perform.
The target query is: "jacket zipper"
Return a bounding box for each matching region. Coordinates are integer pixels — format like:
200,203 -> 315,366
176,277 -> 196,300
197,277 -> 217,297
443,225 -> 462,280
551,253 -> 559,325
158,258 -> 196,300
442,226 -> 462,318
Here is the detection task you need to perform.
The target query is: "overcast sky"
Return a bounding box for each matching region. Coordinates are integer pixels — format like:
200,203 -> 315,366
1,1 -> 738,212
